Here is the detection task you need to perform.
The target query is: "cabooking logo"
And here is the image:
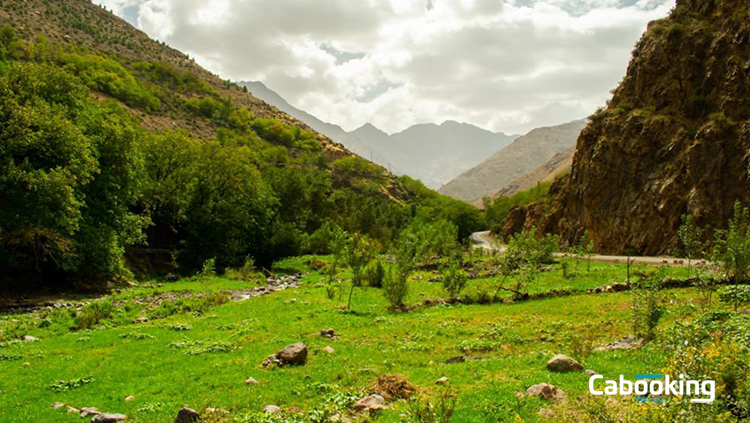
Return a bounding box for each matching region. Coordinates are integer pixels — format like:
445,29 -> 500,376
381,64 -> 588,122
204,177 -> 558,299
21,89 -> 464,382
589,374 -> 715,404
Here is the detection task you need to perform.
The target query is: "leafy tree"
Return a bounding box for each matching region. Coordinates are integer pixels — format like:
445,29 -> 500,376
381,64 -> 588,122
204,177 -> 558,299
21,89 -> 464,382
442,255 -> 468,300
631,270 -> 665,341
574,230 -> 594,272
494,228 -> 557,300
383,266 -> 409,310
364,259 -> 386,288
678,214 -> 703,277
712,202 -> 750,282
344,233 -> 373,310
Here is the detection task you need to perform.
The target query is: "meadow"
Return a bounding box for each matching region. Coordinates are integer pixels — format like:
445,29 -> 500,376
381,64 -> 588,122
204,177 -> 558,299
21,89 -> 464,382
0,256 -> 725,423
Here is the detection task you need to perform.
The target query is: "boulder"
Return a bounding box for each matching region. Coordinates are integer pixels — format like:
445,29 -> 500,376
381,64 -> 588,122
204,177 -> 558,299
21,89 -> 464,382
546,354 -> 583,372
80,408 -> 100,418
526,383 -> 565,402
174,407 -> 200,423
263,405 -> 281,414
91,413 -> 127,423
354,394 -> 387,413
276,342 -> 308,365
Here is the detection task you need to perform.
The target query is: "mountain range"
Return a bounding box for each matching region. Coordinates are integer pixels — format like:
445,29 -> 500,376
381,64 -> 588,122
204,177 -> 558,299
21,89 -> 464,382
243,81 -> 519,189
438,120 -> 587,202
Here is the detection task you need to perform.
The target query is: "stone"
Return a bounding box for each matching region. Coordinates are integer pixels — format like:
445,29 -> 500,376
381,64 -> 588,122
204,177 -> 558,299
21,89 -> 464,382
263,405 -> 281,414
245,377 -> 259,385
174,407 -> 200,423
354,394 -> 387,413
51,402 -> 65,409
594,336 -> 643,352
91,413 -> 127,423
124,396 -> 135,402
445,355 -> 465,364
436,376 -> 449,385
538,408 -> 556,418
80,408 -> 100,418
67,406 -> 80,414
323,346 -> 335,354
546,354 -> 583,372
23,335 -> 39,342
320,328 -> 337,338
585,369 -> 598,376
133,316 -> 149,324
526,383 -> 565,402
276,342 -> 308,365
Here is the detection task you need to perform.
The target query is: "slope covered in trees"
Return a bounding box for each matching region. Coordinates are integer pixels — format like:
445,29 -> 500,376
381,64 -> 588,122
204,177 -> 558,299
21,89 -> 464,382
0,2 -> 481,290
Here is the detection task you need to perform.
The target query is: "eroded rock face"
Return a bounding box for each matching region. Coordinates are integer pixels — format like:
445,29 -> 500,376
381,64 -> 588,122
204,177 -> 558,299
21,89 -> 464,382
505,0 -> 750,256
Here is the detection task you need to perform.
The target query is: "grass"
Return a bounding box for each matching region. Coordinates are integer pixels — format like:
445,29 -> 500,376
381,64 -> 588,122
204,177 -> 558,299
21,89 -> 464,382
0,257 -> 718,422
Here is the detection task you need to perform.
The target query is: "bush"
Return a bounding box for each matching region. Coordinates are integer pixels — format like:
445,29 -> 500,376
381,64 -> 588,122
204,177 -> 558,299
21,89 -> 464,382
718,285 -> 750,312
364,260 -> 385,288
712,202 -> 750,282
74,299 -> 114,330
384,266 -> 409,309
442,257 -> 468,300
631,271 -> 665,341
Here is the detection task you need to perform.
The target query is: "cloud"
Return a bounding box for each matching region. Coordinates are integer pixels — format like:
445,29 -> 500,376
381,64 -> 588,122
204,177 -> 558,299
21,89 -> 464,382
96,0 -> 675,134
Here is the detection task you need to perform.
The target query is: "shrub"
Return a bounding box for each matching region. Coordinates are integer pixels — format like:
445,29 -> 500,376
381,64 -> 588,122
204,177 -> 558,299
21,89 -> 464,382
198,258 -> 217,279
405,387 -> 457,423
364,259 -> 386,288
718,285 -> 750,312
631,270 -> 665,341
384,266 -> 409,309
442,257 -> 468,300
74,299 -> 114,330
712,202 -> 750,282
678,213 -> 704,277
344,233 -> 373,310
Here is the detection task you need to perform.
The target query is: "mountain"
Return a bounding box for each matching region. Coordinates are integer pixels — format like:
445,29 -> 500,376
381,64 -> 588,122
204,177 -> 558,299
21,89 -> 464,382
353,121 -> 519,189
504,0 -> 750,256
241,81 -> 390,166
473,147 -> 575,208
439,120 -> 586,202
241,82 -> 515,189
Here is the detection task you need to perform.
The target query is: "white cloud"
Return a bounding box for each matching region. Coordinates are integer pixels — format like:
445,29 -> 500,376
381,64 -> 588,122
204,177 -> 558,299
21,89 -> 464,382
96,0 -> 675,134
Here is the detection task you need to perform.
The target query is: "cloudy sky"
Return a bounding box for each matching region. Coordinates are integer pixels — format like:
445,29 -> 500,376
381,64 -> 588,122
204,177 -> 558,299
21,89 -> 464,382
97,0 -> 674,135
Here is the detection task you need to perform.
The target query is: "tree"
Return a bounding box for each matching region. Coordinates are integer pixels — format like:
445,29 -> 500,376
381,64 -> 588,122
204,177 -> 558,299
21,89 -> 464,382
493,228 -> 557,300
631,269 -> 665,341
678,214 -> 703,278
344,233 -> 373,310
442,255 -> 468,300
575,230 -> 594,272
324,226 -> 348,300
712,202 -> 750,282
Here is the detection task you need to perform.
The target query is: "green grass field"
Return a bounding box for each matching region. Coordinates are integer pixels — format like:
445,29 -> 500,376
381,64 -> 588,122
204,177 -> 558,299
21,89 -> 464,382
0,258 -> 719,422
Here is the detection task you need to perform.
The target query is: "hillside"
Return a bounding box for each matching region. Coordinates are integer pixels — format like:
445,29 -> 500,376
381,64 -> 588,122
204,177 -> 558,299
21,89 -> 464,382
439,120 -> 586,202
505,0 -> 750,256
353,121 -> 518,189
476,147 -> 574,207
0,0 -> 482,289
241,81 -> 391,167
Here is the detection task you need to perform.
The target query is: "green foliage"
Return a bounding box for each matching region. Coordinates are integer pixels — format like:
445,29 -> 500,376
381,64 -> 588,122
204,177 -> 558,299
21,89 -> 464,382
631,270 -> 665,341
718,285 -> 750,312
678,214 -> 703,277
383,265 -> 409,309
712,202 -> 750,282
74,299 -> 114,330
364,259 -> 386,288
484,182 -> 550,233
495,228 -> 557,299
198,258 -> 217,278
574,230 -> 594,272
405,387 -> 457,423
48,376 -> 94,392
442,256 -> 468,300
344,233 -> 373,310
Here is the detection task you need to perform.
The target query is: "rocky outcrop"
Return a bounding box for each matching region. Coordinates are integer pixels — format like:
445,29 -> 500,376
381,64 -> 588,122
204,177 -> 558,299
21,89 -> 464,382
505,0 -> 750,255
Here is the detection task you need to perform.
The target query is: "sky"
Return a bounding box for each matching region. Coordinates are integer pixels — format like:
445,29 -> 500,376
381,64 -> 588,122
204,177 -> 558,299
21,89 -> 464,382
96,0 -> 675,135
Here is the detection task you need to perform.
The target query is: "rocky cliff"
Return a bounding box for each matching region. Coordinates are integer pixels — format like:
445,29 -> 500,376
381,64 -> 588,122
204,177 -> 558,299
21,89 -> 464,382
505,0 -> 750,256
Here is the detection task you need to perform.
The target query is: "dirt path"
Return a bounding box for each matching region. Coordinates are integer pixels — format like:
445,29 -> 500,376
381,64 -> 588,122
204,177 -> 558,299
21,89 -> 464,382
470,231 -> 706,268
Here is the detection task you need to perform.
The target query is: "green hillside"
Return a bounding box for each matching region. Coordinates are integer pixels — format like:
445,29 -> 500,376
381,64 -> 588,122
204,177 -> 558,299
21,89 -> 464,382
0,0 -> 481,290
